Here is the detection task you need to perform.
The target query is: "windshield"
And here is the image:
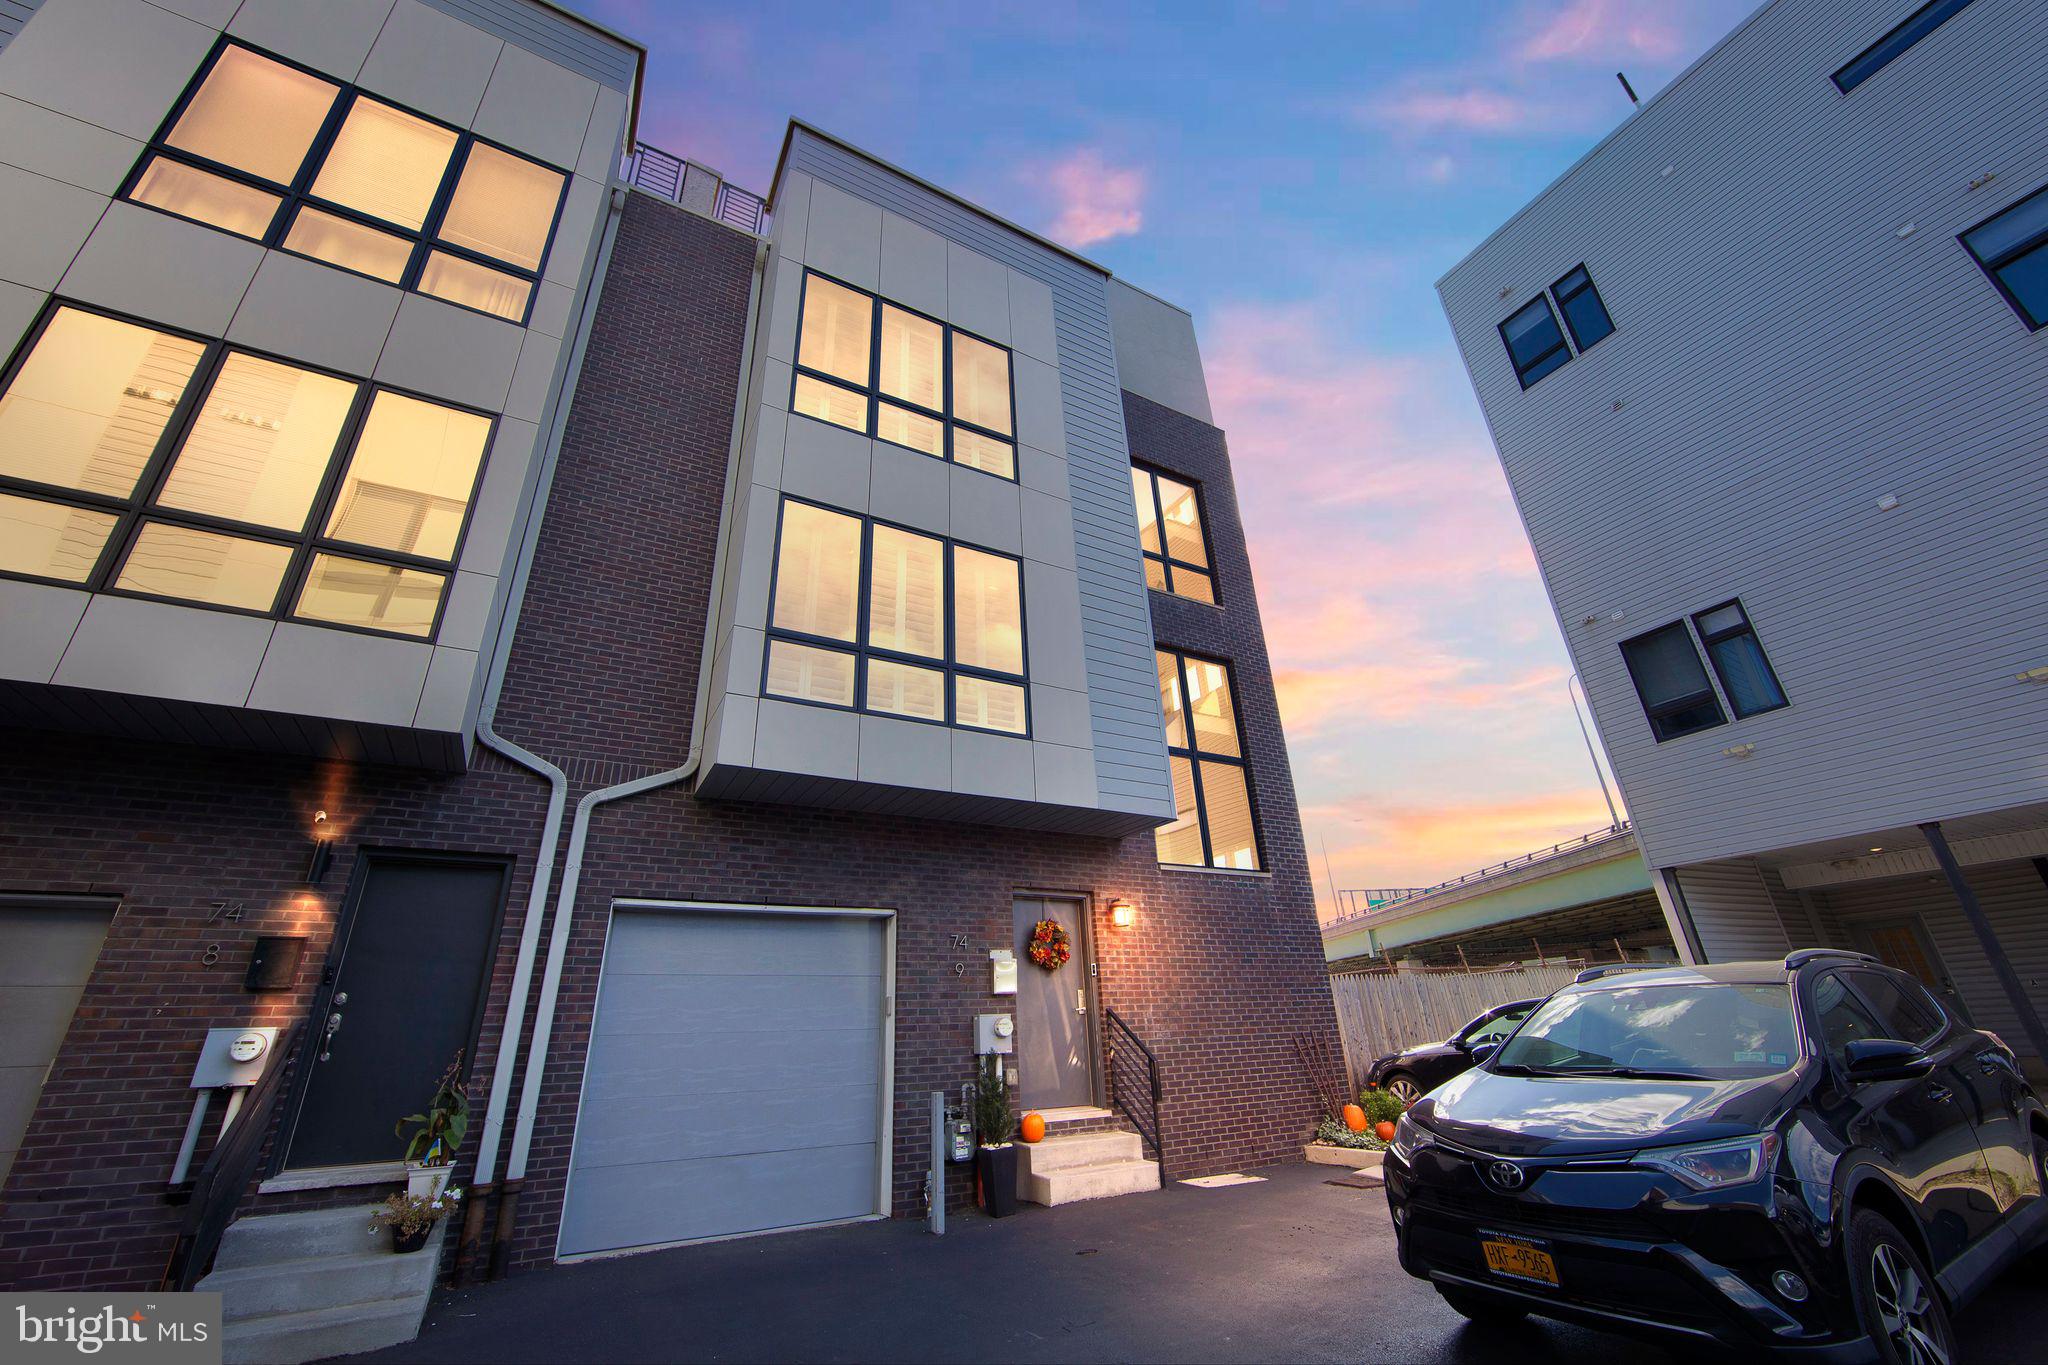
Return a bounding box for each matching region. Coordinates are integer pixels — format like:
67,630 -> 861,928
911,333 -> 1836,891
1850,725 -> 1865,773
1491,983 -> 1799,1080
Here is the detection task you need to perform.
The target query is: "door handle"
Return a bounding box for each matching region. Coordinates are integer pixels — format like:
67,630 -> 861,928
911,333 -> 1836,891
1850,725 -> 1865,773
1076,987 -> 1087,1015
318,1010 -> 343,1062
1924,1083 -> 1952,1103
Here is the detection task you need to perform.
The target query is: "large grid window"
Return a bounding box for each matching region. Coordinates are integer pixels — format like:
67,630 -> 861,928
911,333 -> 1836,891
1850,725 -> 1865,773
122,42 -> 567,324
1131,464 -> 1215,604
1154,649 -> 1260,870
1619,621 -> 1726,742
791,271 -> 1017,481
0,304 -> 492,638
1962,182 -> 2048,331
765,498 -> 1028,734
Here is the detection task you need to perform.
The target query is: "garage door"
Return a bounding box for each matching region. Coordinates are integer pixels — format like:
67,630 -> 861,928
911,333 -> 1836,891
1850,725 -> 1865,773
559,906 -> 891,1257
1,899 -> 116,1186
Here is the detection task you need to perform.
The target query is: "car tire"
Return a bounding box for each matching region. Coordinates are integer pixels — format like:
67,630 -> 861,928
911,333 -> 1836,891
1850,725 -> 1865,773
1844,1208 -> 1956,1365
1386,1073 -> 1424,1107
1435,1284 -> 1528,1327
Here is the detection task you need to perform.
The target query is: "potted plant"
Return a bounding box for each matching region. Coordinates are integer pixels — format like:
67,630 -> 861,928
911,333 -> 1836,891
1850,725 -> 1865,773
971,1053 -> 1019,1218
369,1186 -> 463,1254
396,1052 -> 469,1199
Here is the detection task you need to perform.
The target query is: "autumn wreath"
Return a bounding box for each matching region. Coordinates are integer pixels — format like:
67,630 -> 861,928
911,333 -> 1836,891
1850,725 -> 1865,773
1026,918 -> 1072,971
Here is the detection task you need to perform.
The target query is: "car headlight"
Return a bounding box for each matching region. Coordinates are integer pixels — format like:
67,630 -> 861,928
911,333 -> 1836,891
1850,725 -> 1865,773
1388,1113 -> 1435,1166
1633,1133 -> 1780,1190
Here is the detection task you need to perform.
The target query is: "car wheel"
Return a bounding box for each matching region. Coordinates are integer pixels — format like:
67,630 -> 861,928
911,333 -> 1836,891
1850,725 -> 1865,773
1386,1073 -> 1424,1106
1435,1284 -> 1527,1326
1846,1209 -> 1956,1365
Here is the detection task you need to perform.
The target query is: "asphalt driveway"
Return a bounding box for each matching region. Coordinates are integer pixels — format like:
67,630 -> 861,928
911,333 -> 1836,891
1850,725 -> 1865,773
349,1162 -> 2044,1364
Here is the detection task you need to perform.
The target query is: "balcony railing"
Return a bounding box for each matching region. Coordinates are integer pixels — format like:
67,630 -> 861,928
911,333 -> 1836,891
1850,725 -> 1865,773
1325,821 -> 1634,929
621,142 -> 769,234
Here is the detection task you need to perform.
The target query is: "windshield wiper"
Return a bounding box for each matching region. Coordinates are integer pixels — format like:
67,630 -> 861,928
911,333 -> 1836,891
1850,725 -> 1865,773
1489,1062 -> 1570,1078
1562,1066 -> 1716,1081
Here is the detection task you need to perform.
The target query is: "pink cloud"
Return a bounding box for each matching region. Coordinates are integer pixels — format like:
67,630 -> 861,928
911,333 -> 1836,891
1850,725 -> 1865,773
1035,148 -> 1146,248
1517,0 -> 1686,65
1373,88 -> 1535,133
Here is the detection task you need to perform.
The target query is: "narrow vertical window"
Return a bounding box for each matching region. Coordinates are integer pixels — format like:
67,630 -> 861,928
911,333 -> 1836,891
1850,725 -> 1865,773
1691,600 -> 1787,718
1551,265 -> 1614,351
1619,621 -> 1726,741
1154,648 -> 1260,870
1499,295 -> 1571,388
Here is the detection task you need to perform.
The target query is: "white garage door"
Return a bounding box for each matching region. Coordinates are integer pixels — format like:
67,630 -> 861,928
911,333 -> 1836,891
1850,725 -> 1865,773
559,905 -> 891,1257
1,899 -> 115,1186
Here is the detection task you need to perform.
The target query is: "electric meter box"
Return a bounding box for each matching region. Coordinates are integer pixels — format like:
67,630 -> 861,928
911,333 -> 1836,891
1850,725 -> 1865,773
189,1026 -> 280,1088
974,1012 -> 1014,1055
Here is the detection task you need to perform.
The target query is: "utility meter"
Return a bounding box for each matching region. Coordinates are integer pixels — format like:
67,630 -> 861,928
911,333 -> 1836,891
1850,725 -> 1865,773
227,1031 -> 268,1063
974,1012 -> 1014,1055
948,1113 -> 974,1163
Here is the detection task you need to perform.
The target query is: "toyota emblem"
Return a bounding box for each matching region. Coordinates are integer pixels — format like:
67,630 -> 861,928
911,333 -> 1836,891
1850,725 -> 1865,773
1488,1160 -> 1526,1190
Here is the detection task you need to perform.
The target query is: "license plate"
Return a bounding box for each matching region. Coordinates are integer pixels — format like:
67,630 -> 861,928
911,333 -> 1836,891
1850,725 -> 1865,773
1480,1232 -> 1559,1288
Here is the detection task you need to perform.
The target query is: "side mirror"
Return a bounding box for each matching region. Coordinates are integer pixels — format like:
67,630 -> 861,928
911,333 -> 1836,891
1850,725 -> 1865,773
1844,1037 -> 1934,1083
1449,1036 -> 1473,1053
1468,1041 -> 1499,1064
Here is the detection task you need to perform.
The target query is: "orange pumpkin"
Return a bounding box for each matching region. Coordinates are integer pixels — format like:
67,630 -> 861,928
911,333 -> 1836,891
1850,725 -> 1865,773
1020,1112 -> 1046,1143
1375,1119 -> 1397,1142
1341,1103 -> 1368,1133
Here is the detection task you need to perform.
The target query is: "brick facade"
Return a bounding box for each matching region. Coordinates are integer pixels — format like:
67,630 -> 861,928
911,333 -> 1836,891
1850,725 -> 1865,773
0,192 -> 1338,1290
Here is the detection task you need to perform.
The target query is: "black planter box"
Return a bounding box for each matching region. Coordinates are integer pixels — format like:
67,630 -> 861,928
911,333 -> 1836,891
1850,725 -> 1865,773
977,1144 -> 1020,1218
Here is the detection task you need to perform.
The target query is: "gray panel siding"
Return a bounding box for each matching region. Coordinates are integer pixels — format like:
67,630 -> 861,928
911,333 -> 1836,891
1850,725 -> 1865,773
0,0 -> 43,56
786,131 -> 1174,813
1439,0 -> 2048,871
419,0 -> 635,91
1674,860 -> 1794,961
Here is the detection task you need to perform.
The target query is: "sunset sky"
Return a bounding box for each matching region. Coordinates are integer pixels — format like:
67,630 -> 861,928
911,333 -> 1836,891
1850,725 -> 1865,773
591,0 -> 1760,914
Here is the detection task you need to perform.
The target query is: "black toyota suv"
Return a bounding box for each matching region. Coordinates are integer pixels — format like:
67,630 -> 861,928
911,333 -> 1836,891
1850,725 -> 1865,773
1384,952 -> 2046,1363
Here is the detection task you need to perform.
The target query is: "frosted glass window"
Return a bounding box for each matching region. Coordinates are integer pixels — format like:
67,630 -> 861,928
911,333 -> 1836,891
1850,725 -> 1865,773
955,675 -> 1026,735
324,392 -> 490,561
952,546 -> 1023,675
952,429 -> 1014,480
771,502 -> 862,642
0,309 -> 206,498
0,493 -> 117,583
284,208 -> 411,283
129,157 -> 280,238
877,403 -> 942,456
164,46 -> 337,184
294,553 -> 444,637
154,354 -> 359,532
950,333 -> 1012,435
116,522 -> 292,611
879,306 -> 941,409
437,144 -> 562,272
311,98 -> 458,231
867,659 -> 944,721
868,525 -> 943,659
792,375 -> 866,434
418,252 -> 531,321
797,275 -> 872,387
765,640 -> 856,707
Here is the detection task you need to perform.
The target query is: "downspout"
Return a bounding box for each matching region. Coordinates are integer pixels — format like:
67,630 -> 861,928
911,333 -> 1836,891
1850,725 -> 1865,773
456,185 -> 628,1281
491,229 -> 772,1273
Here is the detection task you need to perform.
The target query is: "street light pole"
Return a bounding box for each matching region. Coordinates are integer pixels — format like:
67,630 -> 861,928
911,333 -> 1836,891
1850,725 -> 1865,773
1567,673 -> 1622,830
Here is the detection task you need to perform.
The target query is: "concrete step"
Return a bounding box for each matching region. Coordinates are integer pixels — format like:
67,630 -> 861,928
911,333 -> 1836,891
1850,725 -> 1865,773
218,1295 -> 430,1365
1017,1130 -> 1142,1173
213,1205 -> 382,1271
199,1245 -> 439,1321
1023,1156 -> 1161,1207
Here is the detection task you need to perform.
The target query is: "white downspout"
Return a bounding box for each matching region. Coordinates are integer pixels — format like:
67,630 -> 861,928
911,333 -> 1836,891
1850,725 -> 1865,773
503,232 -> 771,1186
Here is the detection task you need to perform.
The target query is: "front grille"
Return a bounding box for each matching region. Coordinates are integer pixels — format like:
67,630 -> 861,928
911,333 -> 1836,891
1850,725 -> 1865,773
1409,1183 -> 1663,1241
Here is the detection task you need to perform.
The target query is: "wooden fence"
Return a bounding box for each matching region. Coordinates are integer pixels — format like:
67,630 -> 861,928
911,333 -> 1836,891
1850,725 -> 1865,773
1329,962 -> 1589,1084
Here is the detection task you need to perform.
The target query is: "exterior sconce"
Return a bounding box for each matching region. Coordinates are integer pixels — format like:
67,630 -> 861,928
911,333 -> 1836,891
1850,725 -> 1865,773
1108,898 -> 1137,930
306,810 -> 334,885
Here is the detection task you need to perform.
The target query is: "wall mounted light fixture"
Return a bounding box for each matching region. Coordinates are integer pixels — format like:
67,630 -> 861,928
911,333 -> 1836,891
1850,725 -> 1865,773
1108,898 -> 1137,930
306,810 -> 334,885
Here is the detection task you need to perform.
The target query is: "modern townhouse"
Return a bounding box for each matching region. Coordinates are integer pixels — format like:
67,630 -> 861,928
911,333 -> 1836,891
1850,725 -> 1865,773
0,0 -> 1339,1340
1439,0 -> 2048,1076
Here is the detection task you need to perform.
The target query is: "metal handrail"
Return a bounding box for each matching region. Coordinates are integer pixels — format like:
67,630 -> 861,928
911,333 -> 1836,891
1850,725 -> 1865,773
160,1023 -> 305,1291
1326,820 -> 1634,928
1103,1007 -> 1165,1180
621,142 -> 769,235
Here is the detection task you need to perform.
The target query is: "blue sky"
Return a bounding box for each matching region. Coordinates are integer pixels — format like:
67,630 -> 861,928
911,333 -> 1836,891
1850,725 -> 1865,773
591,0 -> 1761,910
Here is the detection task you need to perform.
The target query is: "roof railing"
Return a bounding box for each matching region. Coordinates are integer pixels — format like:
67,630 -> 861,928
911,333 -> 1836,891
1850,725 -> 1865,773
1324,820 -> 1634,930
621,142 -> 769,235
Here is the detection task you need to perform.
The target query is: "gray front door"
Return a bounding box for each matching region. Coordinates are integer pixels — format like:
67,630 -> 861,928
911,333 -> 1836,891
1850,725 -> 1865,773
1013,897 -> 1093,1109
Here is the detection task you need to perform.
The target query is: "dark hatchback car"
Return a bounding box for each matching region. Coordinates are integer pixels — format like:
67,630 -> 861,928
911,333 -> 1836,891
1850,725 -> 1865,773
1385,952 -> 2046,1363
1366,998 -> 1540,1106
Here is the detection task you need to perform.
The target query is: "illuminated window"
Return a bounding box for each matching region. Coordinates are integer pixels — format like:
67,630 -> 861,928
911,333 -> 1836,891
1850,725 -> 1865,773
790,271 -> 1018,480
124,41 -> 566,323
1131,464 -> 1215,603
0,304 -> 490,639
765,498 -> 1028,733
1155,649 -> 1260,870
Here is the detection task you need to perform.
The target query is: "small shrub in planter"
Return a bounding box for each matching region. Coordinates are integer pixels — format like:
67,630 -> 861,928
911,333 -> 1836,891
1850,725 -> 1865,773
1313,1118 -> 1388,1151
1357,1087 -> 1407,1127
971,1053 -> 1019,1218
369,1187 -> 462,1254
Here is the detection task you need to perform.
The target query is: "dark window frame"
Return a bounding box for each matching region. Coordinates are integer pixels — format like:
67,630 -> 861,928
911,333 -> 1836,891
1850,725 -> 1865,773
119,38 -> 569,327
0,298 -> 495,643
1691,598 -> 1789,719
1498,293 -> 1572,389
1618,619 -> 1727,743
1551,264 -> 1615,352
1840,968 -> 1948,1048
1831,0 -> 1976,94
1131,461 -> 1219,605
788,268 -> 1020,483
1156,645 -> 1262,871
1961,181 -> 2048,331
761,494 -> 1032,738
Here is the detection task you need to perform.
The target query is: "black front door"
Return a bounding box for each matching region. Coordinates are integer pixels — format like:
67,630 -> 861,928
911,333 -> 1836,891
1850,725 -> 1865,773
282,855 -> 507,1170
